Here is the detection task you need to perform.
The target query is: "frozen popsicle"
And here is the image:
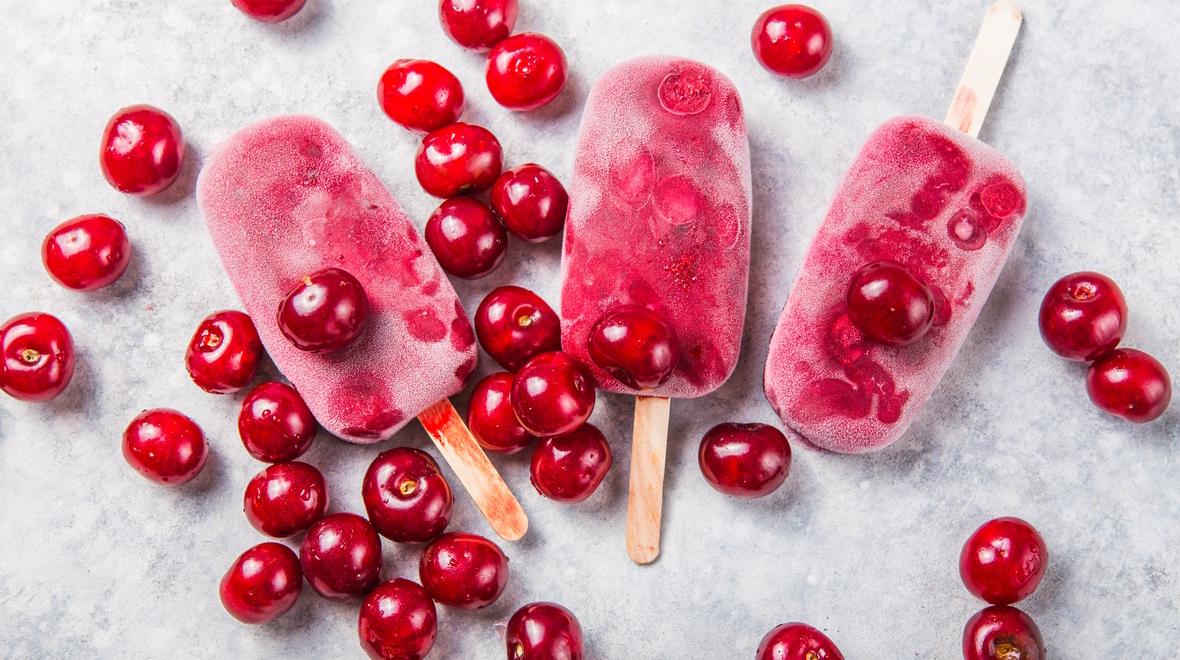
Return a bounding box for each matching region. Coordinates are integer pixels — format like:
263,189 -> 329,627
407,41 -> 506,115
561,56 -> 751,562
199,115 -> 527,540
764,1 -> 1025,453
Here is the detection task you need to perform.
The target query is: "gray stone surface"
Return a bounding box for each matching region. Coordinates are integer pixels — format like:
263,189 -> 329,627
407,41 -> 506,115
2,1 -> 1178,657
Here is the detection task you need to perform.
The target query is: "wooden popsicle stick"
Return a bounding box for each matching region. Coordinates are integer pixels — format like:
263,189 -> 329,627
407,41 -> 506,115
625,395 -> 671,564
417,399 -> 528,541
944,0 -> 1024,137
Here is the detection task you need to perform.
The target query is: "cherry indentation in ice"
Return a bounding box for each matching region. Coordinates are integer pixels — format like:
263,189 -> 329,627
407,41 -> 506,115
608,149 -> 655,207
451,301 -> 476,351
948,209 -> 988,251
910,186 -> 945,221
799,377 -> 872,422
930,286 -> 952,327
335,374 -> 404,439
826,314 -> 869,367
658,67 -> 713,115
979,180 -> 1024,221
405,307 -> 447,342
681,341 -> 725,387
652,175 -> 703,227
455,357 -> 477,383
713,204 -> 741,248
299,141 -> 322,158
929,134 -> 971,191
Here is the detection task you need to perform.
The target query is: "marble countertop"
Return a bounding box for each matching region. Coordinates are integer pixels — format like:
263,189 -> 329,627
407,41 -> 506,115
3,1 -> 1179,657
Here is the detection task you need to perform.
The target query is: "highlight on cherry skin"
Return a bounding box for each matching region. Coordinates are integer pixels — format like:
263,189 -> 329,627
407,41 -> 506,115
0,312 -> 76,403
122,408 -> 209,486
438,0 -> 518,51
486,32 -> 568,111
751,3 -> 834,79
358,578 -> 438,660
1086,348 -> 1172,423
588,305 -> 681,390
1038,271 -> 1127,361
299,512 -> 383,601
244,461 -> 328,538
415,122 -> 504,198
277,267 -> 369,353
962,605 -> 1044,660
698,422 -> 792,499
42,214 -> 131,291
186,310 -> 263,394
505,601 -> 585,660
99,104 -> 184,196
845,260 -> 936,347
490,163 -> 568,242
424,197 -> 508,279
475,285 -> 561,372
530,423 -> 613,503
510,351 -> 597,437
755,621 -> 844,660
231,0 -> 306,23
418,531 -> 509,610
468,372 -> 537,454
238,380 -> 317,463
377,58 -> 465,133
362,446 -> 454,543
219,542 -> 303,625
959,517 -> 1048,606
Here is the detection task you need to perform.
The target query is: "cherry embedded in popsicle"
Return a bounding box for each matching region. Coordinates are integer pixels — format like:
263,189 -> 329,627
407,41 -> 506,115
511,351 -> 596,437
751,4 -> 834,79
1086,348 -> 1172,423
588,305 -> 681,390
358,578 -> 438,660
219,542 -> 303,625
231,0 -> 306,22
42,214 -> 131,291
277,267 -> 369,353
475,285 -> 561,372
424,197 -> 508,279
506,602 -> 585,660
362,446 -> 453,543
486,33 -> 568,111
238,381 -> 317,462
100,104 -> 184,196
244,461 -> 328,537
418,531 -> 509,610
415,122 -> 503,197
468,372 -> 536,454
530,423 -> 613,502
438,0 -> 518,51
756,622 -> 844,660
300,512 -> 383,601
963,605 -> 1044,660
1039,271 -> 1127,361
377,59 -> 465,134
186,310 -> 264,394
491,164 -> 568,242
122,408 -> 209,485
845,260 -> 936,347
698,422 -> 791,498
0,312 -> 76,402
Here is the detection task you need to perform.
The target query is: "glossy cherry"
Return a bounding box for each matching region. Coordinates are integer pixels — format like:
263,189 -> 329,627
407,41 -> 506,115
0,313 -> 75,402
1086,348 -> 1172,423
506,602 -> 585,660
277,267 -> 369,353
588,305 -> 681,390
238,381 -> 317,462
185,310 -> 263,394
756,622 -> 844,660
960,517 -> 1048,605
486,33 -> 568,111
41,214 -> 131,291
122,409 -> 209,485
530,424 -> 613,503
415,123 -> 503,198
751,4 -> 834,79
419,531 -> 509,609
490,163 -> 568,242
377,59 -> 465,133
358,578 -> 438,660
698,423 -> 792,498
475,285 -> 561,371
231,0 -> 306,22
846,260 -> 935,346
300,513 -> 383,601
1039,271 -> 1127,361
438,0 -> 518,51
511,351 -> 596,437
99,104 -> 183,196
244,461 -> 328,537
424,197 -> 507,279
468,372 -> 536,454
362,447 -> 453,543
219,542 -> 303,625
963,606 -> 1044,660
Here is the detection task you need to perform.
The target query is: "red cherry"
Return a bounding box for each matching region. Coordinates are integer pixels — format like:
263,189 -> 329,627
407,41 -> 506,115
588,305 -> 681,390
756,622 -> 844,660
698,423 -> 792,499
122,409 -> 209,485
486,33 -> 568,111
506,602 -> 585,660
438,0 -> 518,51
238,381 -> 317,462
1039,272 -> 1127,361
530,424 -> 613,503
362,447 -> 453,543
424,197 -> 507,279
185,310 -> 263,394
99,104 -> 183,196
300,513 -> 383,601
418,531 -> 509,610
468,372 -> 536,454
511,352 -> 596,437
244,462 -> 328,538
377,59 -> 465,133
41,214 -> 131,291
960,517 -> 1048,605
963,606 -> 1044,660
475,285 -> 561,371
231,0 -> 306,22
219,542 -> 303,625
277,267 -> 369,353
1086,348 -> 1172,423
845,260 -> 935,346
0,312 -> 75,402
415,123 -> 503,198
490,163 -> 568,242
358,579 -> 438,660
751,4 -> 834,79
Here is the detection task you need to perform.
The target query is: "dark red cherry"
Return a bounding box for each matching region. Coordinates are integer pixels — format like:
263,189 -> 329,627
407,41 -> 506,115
490,164 -> 568,242
0,312 -> 75,402
99,104 -> 184,196
960,517 -> 1048,605
219,542 -> 303,625
358,578 -> 438,660
424,197 -> 507,279
756,622 -> 844,660
846,260 -> 935,346
475,285 -> 561,371
1039,271 -> 1127,361
415,123 -> 503,198
42,214 -> 131,291
277,267 -> 369,353
238,381 -> 317,462
362,447 -> 453,543
185,310 -> 263,394
588,305 -> 680,390
698,422 -> 792,498
963,606 -> 1044,660
300,513 -> 383,601
244,461 -> 328,537
122,408 -> 209,485
506,602 -> 585,660
438,0 -> 518,51
530,424 -> 613,503
418,531 -> 509,610
231,0 -> 306,22
751,4 -> 833,79
486,33 -> 568,111
377,59 -> 465,133
467,372 -> 536,454
1087,348 -> 1172,423
511,352 -> 596,437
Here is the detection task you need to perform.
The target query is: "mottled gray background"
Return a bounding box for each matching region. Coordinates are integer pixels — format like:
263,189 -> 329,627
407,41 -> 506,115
2,1 -> 1178,658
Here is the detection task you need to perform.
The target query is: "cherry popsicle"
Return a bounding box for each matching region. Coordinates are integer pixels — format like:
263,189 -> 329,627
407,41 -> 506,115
561,56 -> 752,563
199,116 -> 527,540
763,1 -> 1026,453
